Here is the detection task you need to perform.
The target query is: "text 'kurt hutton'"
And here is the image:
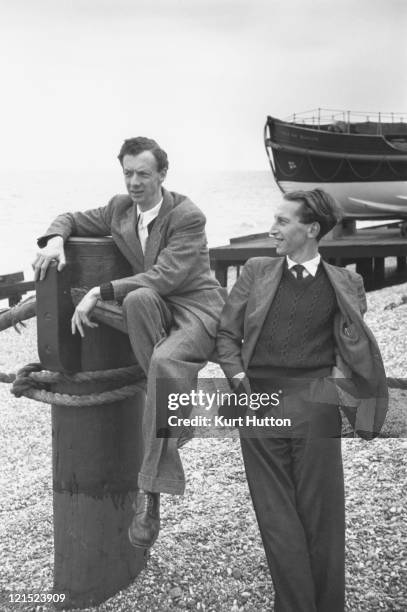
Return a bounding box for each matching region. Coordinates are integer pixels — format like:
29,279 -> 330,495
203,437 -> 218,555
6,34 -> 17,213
168,415 -> 292,428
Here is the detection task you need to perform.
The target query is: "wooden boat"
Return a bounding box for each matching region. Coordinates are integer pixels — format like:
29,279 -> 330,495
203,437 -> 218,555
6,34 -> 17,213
264,109 -> 407,219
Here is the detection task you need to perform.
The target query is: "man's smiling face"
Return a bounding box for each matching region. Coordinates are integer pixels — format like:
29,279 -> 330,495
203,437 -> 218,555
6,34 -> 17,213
269,198 -> 318,261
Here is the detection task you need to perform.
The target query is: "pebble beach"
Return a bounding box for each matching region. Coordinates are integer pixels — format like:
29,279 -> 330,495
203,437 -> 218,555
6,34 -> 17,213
0,282 -> 406,612
1,0 -> 406,608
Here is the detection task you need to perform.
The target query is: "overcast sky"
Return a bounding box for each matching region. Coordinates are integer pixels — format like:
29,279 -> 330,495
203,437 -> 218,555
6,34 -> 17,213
0,0 -> 405,172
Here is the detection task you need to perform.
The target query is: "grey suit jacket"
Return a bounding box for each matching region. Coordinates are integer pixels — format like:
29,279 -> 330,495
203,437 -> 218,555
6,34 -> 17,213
39,188 -> 225,337
216,256 -> 388,439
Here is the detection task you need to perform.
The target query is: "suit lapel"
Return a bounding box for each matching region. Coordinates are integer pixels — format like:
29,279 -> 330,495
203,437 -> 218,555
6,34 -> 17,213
144,189 -> 174,270
244,258 -> 285,366
322,261 -> 361,318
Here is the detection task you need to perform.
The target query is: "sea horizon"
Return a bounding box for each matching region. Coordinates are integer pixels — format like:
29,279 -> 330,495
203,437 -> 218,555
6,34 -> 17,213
0,169 -> 281,279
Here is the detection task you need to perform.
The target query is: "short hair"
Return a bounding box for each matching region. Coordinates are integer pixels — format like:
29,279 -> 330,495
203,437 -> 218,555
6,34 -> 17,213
284,188 -> 343,240
117,137 -> 169,172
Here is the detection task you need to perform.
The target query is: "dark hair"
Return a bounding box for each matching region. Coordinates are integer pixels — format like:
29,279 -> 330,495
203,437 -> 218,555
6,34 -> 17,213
284,189 -> 343,240
117,137 -> 169,172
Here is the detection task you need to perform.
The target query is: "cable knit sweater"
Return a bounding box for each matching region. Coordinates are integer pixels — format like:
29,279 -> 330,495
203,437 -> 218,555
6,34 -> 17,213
249,264 -> 338,374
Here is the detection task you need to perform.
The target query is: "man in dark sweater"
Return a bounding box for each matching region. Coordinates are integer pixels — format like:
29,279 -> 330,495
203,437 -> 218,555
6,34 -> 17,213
216,189 -> 387,612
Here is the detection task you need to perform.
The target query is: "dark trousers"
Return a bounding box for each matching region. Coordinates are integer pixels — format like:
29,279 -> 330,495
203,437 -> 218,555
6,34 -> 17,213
240,378 -> 345,612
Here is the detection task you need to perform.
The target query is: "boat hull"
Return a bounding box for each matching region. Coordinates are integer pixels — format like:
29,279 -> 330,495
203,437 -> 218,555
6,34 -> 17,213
265,116 -> 407,218
271,145 -> 407,184
278,180 -> 407,219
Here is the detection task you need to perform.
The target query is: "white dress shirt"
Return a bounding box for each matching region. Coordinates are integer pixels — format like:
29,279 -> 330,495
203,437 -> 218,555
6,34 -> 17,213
286,253 -> 321,278
137,198 -> 163,253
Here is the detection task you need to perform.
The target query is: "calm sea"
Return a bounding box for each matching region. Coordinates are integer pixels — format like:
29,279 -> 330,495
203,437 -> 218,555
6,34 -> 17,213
0,169 -> 281,280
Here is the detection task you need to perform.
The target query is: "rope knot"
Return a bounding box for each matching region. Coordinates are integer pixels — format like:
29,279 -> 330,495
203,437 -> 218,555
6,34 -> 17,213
11,363 -> 45,397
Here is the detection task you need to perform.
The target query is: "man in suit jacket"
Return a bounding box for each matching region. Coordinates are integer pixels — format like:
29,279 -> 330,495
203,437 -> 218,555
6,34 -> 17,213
216,189 -> 388,612
32,136 -> 225,549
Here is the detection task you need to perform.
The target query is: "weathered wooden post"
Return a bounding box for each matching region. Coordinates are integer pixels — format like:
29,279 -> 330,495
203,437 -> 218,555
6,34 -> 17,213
36,237 -> 146,609
397,256 -> 406,273
356,257 -> 374,289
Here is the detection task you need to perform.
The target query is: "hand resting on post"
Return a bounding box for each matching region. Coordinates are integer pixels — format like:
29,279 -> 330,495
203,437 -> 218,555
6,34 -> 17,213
32,235 -> 66,281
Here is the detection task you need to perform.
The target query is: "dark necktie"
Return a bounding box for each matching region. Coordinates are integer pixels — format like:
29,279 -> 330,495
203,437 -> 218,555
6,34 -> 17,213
292,264 -> 305,280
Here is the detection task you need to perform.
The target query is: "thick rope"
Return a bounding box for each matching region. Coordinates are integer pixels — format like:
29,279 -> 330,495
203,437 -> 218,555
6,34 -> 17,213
0,295 -> 36,333
386,377 -> 407,390
0,372 -> 16,383
19,384 -> 144,407
30,364 -> 144,384
5,362 -> 146,407
1,363 -> 407,405
1,364 -> 144,385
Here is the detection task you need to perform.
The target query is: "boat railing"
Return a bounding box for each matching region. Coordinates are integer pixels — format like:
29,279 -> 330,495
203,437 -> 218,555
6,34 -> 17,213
282,108 -> 406,135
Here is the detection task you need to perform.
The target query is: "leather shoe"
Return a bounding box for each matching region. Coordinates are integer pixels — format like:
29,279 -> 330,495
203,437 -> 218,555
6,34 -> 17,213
128,490 -> 160,549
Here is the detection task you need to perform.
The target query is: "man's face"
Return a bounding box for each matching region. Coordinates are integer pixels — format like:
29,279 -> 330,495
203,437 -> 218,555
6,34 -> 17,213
122,151 -> 166,211
269,199 -> 316,259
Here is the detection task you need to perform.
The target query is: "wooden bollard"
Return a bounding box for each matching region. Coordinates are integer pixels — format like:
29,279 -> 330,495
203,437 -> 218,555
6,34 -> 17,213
36,237 -> 146,609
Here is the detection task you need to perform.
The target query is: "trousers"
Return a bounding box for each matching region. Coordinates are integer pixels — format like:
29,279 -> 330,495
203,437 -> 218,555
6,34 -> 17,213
240,377 -> 345,612
122,287 -> 215,495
